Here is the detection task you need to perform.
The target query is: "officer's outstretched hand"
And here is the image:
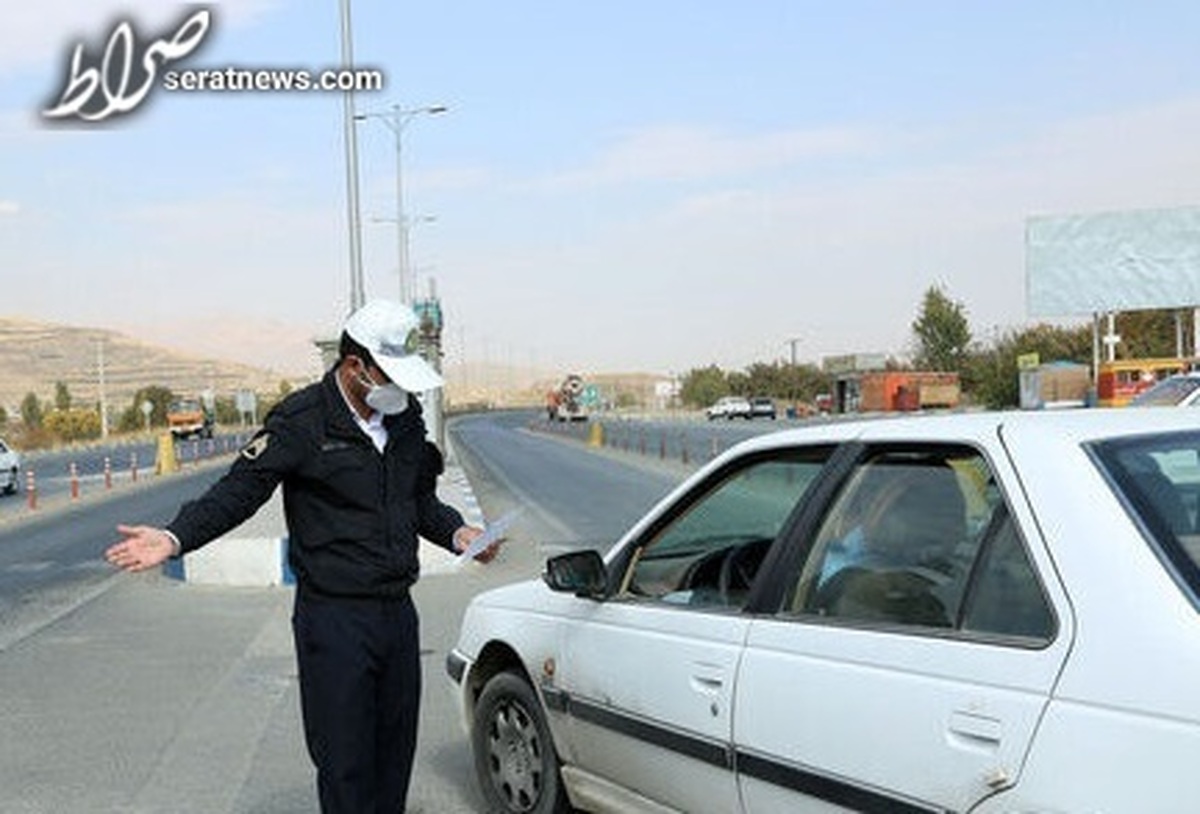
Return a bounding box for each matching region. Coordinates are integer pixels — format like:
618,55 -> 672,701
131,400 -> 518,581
453,525 -> 500,563
106,525 -> 175,572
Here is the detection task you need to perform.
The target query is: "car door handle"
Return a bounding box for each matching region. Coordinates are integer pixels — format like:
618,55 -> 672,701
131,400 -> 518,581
690,663 -> 725,695
948,710 -> 1003,747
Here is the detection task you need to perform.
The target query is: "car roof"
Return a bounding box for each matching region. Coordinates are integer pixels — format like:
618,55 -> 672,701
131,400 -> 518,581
723,408 -> 1200,457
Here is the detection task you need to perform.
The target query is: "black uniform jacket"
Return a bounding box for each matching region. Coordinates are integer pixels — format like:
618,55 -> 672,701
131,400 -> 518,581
167,368 -> 464,598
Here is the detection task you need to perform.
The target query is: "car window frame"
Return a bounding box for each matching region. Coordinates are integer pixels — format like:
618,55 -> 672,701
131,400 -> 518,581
762,440 -> 1059,647
606,444 -> 839,613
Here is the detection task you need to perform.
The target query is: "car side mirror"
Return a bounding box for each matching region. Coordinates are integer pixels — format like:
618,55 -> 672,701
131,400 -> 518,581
543,550 -> 608,599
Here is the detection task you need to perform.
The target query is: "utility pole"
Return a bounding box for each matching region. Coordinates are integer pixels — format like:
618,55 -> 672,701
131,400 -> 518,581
786,337 -> 803,366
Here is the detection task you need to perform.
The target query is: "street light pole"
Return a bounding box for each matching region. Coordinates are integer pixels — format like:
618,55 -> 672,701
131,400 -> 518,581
96,339 -> 109,439
357,103 -> 447,304
338,0 -> 365,311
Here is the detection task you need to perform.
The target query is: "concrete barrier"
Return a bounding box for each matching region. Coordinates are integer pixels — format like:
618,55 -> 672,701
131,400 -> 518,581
164,536 -> 294,586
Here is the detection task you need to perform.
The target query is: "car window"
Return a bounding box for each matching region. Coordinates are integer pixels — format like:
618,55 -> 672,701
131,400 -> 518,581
1091,431 -> 1200,606
960,506 -> 1055,639
621,449 -> 830,610
784,445 -> 1054,641
1131,376 -> 1200,407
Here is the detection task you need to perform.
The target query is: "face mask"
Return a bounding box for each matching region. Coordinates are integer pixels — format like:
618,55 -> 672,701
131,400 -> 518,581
358,371 -> 409,415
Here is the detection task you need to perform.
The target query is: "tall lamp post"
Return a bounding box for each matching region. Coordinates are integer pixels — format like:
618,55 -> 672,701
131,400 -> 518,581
355,103 -> 447,304
337,0 -> 366,312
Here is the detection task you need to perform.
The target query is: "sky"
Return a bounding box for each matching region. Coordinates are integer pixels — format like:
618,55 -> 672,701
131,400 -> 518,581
2,1 -> 1200,382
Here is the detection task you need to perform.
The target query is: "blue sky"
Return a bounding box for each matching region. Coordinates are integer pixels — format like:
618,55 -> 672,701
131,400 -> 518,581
3,1 -> 1200,383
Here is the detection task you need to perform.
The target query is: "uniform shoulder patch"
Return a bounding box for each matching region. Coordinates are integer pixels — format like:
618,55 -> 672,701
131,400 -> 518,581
241,434 -> 271,461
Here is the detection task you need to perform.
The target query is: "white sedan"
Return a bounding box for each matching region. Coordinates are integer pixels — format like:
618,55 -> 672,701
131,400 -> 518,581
0,437 -> 20,495
448,409 -> 1200,814
705,396 -> 752,420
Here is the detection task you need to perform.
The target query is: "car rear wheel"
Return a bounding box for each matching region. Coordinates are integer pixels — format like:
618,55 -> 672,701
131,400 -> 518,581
3,468 -> 16,495
472,670 -> 570,814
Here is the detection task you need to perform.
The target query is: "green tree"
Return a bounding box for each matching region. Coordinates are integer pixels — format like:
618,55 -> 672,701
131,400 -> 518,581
962,323 -> 1092,408
54,381 -> 71,411
116,386 -> 175,432
0,405 -> 7,431
1115,308 -> 1192,359
680,365 -> 729,408
44,408 -> 102,442
911,285 -> 972,372
20,392 -> 42,428
214,395 -> 240,426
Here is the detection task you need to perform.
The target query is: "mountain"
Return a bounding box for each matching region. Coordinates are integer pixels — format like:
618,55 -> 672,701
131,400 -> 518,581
0,317 -> 318,418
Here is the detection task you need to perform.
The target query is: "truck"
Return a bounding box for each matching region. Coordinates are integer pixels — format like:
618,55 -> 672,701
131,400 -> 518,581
167,397 -> 215,439
546,374 -> 588,422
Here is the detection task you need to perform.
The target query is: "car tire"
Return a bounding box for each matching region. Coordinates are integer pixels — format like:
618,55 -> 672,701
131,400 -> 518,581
472,670 -> 570,814
3,468 -> 15,495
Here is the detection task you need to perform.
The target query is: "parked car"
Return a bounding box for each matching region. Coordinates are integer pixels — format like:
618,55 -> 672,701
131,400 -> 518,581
1130,372 -> 1200,407
448,409 -> 1200,814
0,437 -> 20,495
705,396 -> 752,420
748,396 -> 777,420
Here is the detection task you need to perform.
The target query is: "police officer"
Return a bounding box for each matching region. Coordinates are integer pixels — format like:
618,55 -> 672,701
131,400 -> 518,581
106,299 -> 495,813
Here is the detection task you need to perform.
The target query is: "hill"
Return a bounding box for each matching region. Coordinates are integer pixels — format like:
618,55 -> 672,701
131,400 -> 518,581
0,317 -> 316,419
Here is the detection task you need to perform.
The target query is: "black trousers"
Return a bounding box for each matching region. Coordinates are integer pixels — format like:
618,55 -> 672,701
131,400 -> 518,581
292,588 -> 421,814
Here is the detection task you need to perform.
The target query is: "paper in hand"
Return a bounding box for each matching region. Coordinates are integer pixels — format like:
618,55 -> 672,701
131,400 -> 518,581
455,508 -> 522,565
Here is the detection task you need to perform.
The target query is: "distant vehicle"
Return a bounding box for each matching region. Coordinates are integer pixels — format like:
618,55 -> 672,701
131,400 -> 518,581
0,437 -> 19,495
1130,373 -> 1200,407
167,398 -> 214,439
749,397 -> 777,420
546,374 -> 588,422
448,409 -> 1200,814
706,396 -> 752,420
1096,357 -> 1191,407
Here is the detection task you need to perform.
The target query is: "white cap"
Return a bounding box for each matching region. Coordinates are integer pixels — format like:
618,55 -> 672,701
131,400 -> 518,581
343,299 -> 444,392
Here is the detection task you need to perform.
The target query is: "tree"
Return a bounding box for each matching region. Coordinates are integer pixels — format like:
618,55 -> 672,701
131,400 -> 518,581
116,386 -> 175,432
20,392 -> 42,428
679,365 -> 728,408
54,381 -> 71,411
44,409 -> 102,442
1115,308 -> 1193,359
911,285 -> 972,372
961,323 -> 1092,409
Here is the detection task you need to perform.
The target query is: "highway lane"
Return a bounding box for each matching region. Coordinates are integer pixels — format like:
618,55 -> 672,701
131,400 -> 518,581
450,410 -> 691,553
0,431 -> 249,522
0,462 -> 230,649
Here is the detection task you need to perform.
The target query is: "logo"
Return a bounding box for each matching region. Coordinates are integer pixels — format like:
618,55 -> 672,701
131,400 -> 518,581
240,433 -> 271,461
43,8 -> 212,123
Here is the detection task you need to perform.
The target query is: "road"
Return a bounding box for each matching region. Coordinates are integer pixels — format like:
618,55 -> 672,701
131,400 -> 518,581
0,410 -> 788,812
0,431 -> 249,523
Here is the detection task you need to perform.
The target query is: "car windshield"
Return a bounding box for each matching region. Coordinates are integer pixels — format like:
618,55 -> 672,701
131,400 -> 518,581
1092,430 -> 1200,605
1131,376 -> 1200,406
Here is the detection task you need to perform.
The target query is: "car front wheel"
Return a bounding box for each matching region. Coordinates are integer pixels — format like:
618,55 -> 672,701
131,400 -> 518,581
472,670 -> 570,814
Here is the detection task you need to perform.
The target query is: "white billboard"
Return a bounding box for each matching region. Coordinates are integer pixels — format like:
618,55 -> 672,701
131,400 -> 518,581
1026,205 -> 1200,317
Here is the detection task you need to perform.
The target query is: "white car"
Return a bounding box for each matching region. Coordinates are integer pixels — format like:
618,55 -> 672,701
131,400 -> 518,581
705,396 -> 752,420
0,437 -> 20,495
1131,372 -> 1200,407
448,409 -> 1200,814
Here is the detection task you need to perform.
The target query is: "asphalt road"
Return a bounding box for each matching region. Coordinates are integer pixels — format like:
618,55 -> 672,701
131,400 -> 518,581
0,410 -> 731,813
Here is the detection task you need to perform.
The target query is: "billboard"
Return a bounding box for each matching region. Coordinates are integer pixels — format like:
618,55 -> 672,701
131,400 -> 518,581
1026,205 -> 1200,317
